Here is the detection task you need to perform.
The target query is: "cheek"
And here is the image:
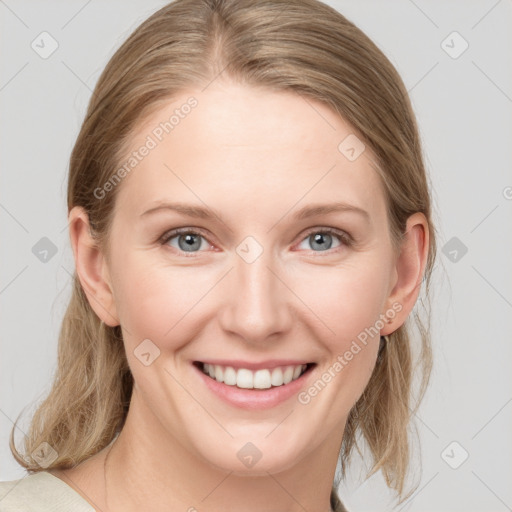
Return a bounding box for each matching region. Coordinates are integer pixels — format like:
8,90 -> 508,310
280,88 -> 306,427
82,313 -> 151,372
293,258 -> 391,342
111,257 -> 191,346
292,259 -> 389,394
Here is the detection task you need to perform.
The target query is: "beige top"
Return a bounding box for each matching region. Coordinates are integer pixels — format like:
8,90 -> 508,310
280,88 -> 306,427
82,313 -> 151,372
0,471 -> 349,511
0,472 -> 94,511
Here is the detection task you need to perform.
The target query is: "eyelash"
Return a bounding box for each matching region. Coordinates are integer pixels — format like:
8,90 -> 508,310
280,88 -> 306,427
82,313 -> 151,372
158,226 -> 353,257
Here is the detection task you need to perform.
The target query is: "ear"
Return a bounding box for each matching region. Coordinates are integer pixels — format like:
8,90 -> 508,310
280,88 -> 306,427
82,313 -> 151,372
380,212 -> 429,335
68,206 -> 120,327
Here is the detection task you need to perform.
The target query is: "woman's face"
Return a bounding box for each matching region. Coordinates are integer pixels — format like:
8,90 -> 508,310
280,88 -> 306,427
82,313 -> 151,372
86,81 -> 404,474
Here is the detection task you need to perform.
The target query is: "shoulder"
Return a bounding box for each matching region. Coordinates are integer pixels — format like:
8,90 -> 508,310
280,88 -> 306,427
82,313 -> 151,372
0,471 -> 95,512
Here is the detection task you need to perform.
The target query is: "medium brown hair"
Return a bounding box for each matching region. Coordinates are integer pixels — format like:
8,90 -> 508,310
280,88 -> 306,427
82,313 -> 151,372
10,0 -> 437,506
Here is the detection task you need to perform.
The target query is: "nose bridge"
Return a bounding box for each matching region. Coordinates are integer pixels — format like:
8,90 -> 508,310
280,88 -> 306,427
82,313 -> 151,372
219,236 -> 291,341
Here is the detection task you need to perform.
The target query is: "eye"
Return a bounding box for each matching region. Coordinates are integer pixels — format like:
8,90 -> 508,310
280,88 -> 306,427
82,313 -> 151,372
296,228 -> 352,253
160,228 -> 212,255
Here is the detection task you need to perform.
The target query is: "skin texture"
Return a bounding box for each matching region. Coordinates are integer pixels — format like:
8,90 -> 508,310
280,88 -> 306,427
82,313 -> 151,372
55,81 -> 429,512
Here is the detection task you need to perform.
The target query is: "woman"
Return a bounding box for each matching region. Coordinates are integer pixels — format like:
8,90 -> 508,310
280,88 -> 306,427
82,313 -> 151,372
1,0 -> 436,510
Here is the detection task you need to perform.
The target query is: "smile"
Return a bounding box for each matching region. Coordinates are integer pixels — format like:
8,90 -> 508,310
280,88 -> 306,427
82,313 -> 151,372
192,360 -> 316,409
197,362 -> 312,390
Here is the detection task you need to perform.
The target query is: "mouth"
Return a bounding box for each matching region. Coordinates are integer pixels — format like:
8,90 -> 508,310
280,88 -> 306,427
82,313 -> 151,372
193,361 -> 315,390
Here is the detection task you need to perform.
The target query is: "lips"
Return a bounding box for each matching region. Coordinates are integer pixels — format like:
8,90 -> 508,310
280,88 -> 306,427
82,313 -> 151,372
192,359 -> 316,409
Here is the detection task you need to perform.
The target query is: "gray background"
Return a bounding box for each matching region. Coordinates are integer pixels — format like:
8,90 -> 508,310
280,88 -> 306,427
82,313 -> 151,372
1,1 -> 511,511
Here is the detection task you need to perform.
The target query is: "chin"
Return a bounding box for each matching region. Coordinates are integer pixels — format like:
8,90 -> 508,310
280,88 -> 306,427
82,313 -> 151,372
211,452 -> 302,477
197,436 -> 308,477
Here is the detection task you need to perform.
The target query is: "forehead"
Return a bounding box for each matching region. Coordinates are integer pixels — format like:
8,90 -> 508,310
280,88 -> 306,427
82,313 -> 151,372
113,81 -> 385,222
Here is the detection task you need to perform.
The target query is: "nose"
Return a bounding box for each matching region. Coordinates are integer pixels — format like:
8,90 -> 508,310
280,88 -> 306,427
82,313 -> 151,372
217,245 -> 293,344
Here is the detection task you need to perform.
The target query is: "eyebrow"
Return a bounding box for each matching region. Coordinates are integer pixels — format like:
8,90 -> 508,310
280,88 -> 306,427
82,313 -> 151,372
140,201 -> 370,223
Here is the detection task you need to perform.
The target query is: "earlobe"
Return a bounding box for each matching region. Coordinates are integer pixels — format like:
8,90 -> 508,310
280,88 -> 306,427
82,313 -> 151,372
381,212 -> 429,335
68,206 -> 120,327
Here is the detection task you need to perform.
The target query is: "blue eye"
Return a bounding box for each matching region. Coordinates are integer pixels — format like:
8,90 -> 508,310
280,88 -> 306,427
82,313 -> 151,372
161,229 -> 210,254
160,227 -> 352,256
298,229 -> 344,252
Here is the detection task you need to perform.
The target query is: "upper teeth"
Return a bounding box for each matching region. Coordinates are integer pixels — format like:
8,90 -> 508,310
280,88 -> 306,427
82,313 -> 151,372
202,363 -> 307,389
